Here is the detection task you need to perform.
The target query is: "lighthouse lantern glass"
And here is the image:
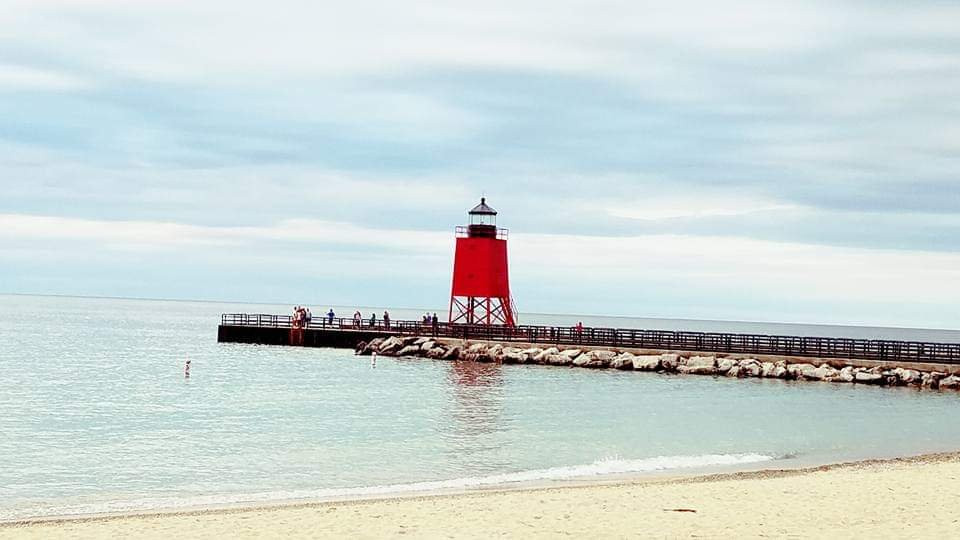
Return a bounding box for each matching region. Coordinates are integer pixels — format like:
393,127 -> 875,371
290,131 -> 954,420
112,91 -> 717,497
470,213 -> 496,226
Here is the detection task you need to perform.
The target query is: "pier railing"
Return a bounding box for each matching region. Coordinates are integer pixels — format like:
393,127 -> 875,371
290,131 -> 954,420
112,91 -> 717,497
219,313 -> 960,364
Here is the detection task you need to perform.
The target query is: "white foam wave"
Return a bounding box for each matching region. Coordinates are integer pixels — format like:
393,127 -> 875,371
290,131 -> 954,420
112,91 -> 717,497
2,453 -> 775,522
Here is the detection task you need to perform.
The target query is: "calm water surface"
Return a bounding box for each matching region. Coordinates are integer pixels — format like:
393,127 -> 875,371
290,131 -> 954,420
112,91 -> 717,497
1,294 -> 959,520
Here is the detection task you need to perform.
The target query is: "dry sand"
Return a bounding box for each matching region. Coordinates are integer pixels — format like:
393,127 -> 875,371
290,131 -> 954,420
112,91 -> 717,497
4,453 -> 960,539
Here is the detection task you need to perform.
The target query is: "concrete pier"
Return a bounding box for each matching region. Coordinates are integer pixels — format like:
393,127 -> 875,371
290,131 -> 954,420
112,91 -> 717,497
218,315 -> 960,389
218,313 -> 960,366
218,324 -> 382,349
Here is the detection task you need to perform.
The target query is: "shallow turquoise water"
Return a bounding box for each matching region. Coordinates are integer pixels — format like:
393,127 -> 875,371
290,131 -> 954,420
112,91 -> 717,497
1,294 -> 959,520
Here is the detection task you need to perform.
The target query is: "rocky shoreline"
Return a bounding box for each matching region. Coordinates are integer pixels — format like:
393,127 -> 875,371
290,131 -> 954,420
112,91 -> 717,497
356,336 -> 960,391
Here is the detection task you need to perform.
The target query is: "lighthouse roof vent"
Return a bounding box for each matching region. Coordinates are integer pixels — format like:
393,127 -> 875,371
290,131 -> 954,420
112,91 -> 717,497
469,197 -> 497,215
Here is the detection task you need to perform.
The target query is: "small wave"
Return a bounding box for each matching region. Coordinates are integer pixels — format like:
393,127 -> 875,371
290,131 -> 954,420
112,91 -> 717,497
2,453 -> 775,521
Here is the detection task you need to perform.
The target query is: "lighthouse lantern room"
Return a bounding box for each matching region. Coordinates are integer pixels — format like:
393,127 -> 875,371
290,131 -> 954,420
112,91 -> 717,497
449,198 -> 517,326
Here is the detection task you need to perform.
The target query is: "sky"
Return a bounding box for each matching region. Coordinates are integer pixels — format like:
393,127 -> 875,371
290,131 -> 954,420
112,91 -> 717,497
1,0 -> 958,328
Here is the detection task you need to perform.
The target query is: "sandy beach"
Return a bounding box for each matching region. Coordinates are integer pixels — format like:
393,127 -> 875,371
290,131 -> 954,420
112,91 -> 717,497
4,453 -> 959,539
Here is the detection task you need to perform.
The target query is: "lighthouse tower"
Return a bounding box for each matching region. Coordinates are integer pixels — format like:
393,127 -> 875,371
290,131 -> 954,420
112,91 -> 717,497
448,198 -> 517,326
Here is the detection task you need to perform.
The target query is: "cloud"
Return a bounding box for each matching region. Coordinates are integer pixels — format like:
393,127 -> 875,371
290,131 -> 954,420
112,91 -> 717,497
0,214 -> 451,254
605,194 -> 798,221
0,64 -> 89,91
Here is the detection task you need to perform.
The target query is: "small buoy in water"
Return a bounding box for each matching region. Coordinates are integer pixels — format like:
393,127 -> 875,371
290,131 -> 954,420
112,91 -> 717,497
371,352 -> 377,369
185,357 -> 191,378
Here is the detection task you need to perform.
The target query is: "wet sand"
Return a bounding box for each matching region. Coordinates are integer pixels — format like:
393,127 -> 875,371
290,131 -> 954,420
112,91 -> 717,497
3,453 -> 960,539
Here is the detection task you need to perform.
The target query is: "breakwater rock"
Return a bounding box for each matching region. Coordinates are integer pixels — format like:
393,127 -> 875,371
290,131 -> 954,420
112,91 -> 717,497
355,337 -> 960,391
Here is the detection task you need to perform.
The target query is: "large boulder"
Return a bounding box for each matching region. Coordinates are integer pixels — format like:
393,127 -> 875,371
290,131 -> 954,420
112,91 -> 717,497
501,351 -> 525,364
679,356 -> 716,375
361,337 -> 385,355
520,348 -> 542,363
413,337 -> 431,346
938,376 -> 960,390
419,340 -> 436,352
396,345 -> 422,357
893,368 -> 922,385
501,347 -> 525,364
354,341 -> 368,355
426,346 -> 447,359
378,336 -> 404,355
533,347 -> 560,365
717,358 -> 738,375
591,350 -> 618,366
546,353 -> 573,366
572,351 -> 594,367
921,372 -> 945,389
660,354 -> 680,372
633,355 -> 661,371
467,343 -> 488,353
726,365 -> 742,377
609,352 -> 635,370
787,363 -> 818,380
739,359 -> 763,377
442,346 -> 461,360
854,371 -> 884,385
761,362 -> 787,378
573,350 -> 616,368
809,365 -> 839,381
838,366 -> 856,383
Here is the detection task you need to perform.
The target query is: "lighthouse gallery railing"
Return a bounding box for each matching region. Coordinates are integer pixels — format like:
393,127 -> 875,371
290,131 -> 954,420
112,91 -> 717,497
220,313 -> 960,365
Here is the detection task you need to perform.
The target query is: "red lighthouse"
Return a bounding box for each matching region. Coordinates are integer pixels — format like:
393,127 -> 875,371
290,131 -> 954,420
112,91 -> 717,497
448,198 -> 517,326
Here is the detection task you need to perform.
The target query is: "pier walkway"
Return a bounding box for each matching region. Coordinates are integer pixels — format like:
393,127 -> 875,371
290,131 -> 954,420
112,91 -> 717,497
218,313 -> 960,365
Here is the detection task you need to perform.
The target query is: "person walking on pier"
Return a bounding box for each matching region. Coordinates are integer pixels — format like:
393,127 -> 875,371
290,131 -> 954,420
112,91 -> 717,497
353,310 -> 362,328
383,311 -> 391,330
369,312 -> 376,328
432,313 -> 439,336
304,308 -> 312,328
327,308 -> 335,326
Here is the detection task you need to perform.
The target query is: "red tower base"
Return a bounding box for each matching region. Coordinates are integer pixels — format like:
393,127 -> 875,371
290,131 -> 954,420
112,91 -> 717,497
449,296 -> 515,326
448,226 -> 516,326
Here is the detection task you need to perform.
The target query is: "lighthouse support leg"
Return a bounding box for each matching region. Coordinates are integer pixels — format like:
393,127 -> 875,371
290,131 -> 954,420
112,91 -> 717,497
449,295 -> 515,326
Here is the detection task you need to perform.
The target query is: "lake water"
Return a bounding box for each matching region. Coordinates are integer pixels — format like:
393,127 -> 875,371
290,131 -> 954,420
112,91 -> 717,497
2,294 -> 959,521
